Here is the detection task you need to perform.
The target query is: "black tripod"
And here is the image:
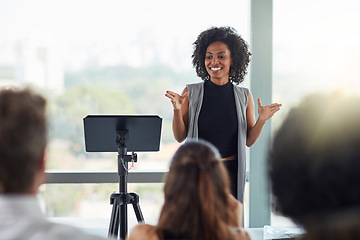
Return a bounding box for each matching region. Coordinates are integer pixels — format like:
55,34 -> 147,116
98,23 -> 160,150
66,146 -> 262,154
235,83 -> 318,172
83,115 -> 162,239
108,131 -> 144,239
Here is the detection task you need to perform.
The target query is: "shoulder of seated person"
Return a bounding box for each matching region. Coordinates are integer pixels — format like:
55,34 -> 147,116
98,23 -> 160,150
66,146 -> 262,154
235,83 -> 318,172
230,227 -> 251,240
128,224 -> 158,240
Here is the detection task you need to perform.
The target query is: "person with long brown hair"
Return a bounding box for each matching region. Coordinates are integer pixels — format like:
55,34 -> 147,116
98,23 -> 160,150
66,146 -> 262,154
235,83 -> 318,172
128,140 -> 250,240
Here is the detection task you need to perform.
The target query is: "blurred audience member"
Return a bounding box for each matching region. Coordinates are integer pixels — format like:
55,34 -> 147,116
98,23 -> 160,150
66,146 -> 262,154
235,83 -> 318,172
0,88 -> 107,240
129,140 -> 250,240
268,92 -> 360,239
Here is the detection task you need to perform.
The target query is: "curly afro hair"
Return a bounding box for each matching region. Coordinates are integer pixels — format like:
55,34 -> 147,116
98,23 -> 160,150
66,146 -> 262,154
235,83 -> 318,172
192,26 -> 251,84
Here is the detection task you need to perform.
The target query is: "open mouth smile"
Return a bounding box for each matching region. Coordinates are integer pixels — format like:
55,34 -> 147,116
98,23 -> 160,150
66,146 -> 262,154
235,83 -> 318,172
210,67 -> 222,71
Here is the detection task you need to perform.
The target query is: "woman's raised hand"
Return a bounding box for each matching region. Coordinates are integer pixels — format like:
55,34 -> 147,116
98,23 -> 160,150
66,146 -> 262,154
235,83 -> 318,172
257,98 -> 282,122
165,90 -> 189,111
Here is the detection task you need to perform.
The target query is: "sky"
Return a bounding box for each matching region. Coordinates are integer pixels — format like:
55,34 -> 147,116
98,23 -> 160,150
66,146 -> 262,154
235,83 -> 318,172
0,0 -> 248,70
1,0 -> 360,94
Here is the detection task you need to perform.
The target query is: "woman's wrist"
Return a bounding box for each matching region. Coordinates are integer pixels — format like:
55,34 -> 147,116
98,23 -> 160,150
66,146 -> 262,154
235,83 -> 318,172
257,116 -> 267,124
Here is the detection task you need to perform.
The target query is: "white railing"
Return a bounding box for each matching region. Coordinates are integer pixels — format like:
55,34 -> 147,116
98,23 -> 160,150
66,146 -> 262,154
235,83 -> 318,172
45,170 -> 166,184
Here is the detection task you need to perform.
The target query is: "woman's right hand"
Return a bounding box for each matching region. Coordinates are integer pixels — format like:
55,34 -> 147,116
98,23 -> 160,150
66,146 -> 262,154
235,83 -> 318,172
165,88 -> 189,143
165,90 -> 189,111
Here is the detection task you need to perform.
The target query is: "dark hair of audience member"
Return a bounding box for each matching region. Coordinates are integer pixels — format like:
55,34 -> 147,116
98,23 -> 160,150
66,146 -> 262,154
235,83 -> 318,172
0,88 -> 47,193
268,92 -> 360,229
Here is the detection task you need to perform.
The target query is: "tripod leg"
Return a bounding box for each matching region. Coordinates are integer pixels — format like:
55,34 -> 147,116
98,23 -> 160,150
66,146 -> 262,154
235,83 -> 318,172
119,203 -> 128,240
108,198 -> 119,238
129,192 -> 144,223
132,203 -> 144,223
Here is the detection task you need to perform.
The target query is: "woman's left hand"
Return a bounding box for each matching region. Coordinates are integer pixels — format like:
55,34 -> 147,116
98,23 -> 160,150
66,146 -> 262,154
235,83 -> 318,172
257,98 -> 282,122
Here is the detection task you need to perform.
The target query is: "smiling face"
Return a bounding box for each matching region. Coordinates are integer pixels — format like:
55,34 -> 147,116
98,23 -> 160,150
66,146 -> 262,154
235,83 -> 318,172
205,41 -> 232,85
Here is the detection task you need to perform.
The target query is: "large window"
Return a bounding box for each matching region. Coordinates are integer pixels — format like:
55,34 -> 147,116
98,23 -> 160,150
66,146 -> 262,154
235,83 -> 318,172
272,0 -> 360,226
0,0 -> 250,171
0,0 -> 250,235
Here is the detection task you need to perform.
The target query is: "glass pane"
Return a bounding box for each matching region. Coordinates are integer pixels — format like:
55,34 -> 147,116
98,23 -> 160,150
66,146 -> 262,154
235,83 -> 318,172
0,0 -> 249,171
272,0 -> 360,226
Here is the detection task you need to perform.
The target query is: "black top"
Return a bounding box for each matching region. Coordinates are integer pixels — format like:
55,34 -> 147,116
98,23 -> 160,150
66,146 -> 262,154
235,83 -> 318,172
162,230 -> 189,239
198,80 -> 238,158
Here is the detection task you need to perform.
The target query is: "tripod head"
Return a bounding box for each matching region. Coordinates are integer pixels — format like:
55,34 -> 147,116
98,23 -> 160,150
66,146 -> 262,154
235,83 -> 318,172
116,130 -> 138,171
116,130 -> 128,161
